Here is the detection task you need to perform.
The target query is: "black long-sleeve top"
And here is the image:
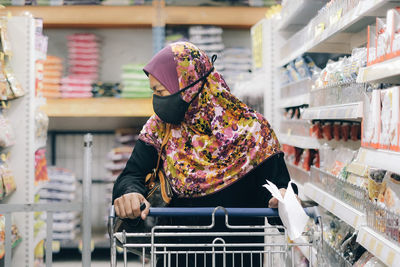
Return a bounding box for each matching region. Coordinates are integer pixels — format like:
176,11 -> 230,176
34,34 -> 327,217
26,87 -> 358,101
112,139 -> 295,208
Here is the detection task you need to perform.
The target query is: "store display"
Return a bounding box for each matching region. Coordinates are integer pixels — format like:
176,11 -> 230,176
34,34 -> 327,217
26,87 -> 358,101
0,113 -> 15,148
60,33 -> 100,98
120,63 -> 151,98
38,167 -> 79,241
280,55 -> 319,86
35,149 -> 49,185
0,156 -> 16,199
222,47 -> 252,87
367,8 -> 400,66
0,214 -> 22,259
189,26 -> 224,71
41,56 -> 63,98
92,82 -> 121,97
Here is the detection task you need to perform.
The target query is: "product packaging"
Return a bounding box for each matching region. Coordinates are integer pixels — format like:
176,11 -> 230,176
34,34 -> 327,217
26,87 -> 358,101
368,168 -> 387,201
0,114 -> 15,148
362,90 -> 381,148
376,18 -> 389,62
383,172 -> 400,214
387,8 -> 400,57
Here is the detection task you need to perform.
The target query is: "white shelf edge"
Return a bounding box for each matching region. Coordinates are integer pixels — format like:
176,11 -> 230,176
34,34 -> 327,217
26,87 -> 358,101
357,226 -> 400,267
278,133 -> 320,149
279,93 -> 310,108
303,183 -> 365,229
357,57 -> 400,83
302,102 -> 363,120
359,147 -> 400,175
279,0 -> 391,66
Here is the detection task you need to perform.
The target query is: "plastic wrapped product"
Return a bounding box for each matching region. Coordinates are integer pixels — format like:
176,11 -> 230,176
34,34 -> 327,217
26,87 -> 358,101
294,56 -> 312,79
368,168 -> 387,200
0,114 -> 15,148
322,122 -> 333,141
376,18 -> 390,60
383,172 -> 400,213
341,122 -> 351,142
333,122 -> 341,141
350,122 -> 361,141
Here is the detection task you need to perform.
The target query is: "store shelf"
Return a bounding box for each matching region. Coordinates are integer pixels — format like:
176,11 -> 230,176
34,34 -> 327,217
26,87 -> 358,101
357,227 -> 400,267
5,6 -> 267,28
358,148 -> 400,175
41,98 -> 153,118
277,0 -> 327,32
286,162 -> 310,185
302,102 -> 363,120
279,93 -> 310,108
303,183 -> 365,229
278,133 -> 320,149
164,6 -> 268,28
279,0 -> 397,66
357,57 -> 400,84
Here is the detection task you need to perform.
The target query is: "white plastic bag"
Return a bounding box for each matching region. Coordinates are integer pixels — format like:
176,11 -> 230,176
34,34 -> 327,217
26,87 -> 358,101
263,181 -> 308,240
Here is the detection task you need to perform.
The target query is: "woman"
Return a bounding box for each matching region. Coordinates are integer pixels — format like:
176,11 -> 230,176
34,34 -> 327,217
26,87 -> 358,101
112,42 -> 295,266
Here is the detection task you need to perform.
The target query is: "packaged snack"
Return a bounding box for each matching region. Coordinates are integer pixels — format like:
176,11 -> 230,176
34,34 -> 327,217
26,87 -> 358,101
286,62 -> 301,82
362,90 -> 381,147
0,114 -> 15,148
368,168 -> 387,200
310,122 -> 323,139
0,215 -> 22,259
0,19 -> 12,56
294,147 -> 304,166
383,172 -> 400,213
5,70 -> 25,98
0,163 -> 16,197
350,122 -> 361,141
341,122 -> 351,142
322,122 -> 333,141
294,56 -> 312,80
333,122 -> 341,141
376,18 -> 389,60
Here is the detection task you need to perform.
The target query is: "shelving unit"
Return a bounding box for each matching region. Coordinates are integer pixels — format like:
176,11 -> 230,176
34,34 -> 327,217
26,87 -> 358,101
286,162 -> 310,185
357,227 -> 400,267
5,16 -> 37,267
279,93 -> 310,108
303,183 -> 365,229
277,0 -> 327,32
358,147 -> 400,175
279,0 -> 398,66
277,133 -> 320,149
357,57 -> 400,84
41,98 -> 153,118
302,102 -> 363,120
5,5 -> 268,28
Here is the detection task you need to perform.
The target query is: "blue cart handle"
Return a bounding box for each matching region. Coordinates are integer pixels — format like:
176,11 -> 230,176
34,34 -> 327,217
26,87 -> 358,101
110,205 -> 321,221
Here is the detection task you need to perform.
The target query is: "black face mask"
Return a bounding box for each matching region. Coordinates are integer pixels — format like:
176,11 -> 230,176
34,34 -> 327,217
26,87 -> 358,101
153,59 -> 216,125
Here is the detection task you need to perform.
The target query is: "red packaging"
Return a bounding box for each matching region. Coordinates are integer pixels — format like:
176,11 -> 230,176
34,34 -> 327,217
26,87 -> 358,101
351,123 -> 361,141
341,122 -> 351,142
310,123 -> 323,139
294,147 -> 304,166
322,122 -> 333,141
302,149 -> 312,171
333,122 -> 341,141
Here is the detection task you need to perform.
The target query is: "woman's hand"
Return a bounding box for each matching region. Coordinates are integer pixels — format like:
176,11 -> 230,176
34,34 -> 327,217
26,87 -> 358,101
114,192 -> 150,220
268,188 -> 302,208
268,188 -> 286,208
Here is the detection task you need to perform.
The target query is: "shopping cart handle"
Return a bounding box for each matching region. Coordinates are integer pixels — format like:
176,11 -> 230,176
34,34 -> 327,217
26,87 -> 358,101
110,206 -> 321,221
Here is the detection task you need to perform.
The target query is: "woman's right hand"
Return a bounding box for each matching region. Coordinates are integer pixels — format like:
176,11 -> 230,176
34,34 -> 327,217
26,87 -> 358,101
114,192 -> 150,220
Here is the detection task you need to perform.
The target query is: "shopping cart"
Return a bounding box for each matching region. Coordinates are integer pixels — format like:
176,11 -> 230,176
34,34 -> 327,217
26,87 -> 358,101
108,205 -> 323,267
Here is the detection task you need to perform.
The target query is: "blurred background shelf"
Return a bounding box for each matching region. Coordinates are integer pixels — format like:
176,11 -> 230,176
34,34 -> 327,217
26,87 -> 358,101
357,57 -> 400,84
302,102 -> 363,120
5,5 -> 268,28
41,98 -> 153,118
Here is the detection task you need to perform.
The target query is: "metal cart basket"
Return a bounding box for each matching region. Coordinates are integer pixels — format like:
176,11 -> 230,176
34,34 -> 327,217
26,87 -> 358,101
108,206 -> 323,267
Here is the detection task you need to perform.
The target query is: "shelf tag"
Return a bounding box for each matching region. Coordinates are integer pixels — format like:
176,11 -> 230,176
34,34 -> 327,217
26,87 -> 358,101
368,238 -> 376,251
375,242 -> 383,257
387,251 -> 395,266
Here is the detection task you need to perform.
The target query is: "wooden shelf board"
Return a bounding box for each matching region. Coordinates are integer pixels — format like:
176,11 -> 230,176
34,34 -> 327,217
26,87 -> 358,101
5,6 -> 267,28
41,98 -> 154,117
5,6 -> 154,28
165,6 -> 268,28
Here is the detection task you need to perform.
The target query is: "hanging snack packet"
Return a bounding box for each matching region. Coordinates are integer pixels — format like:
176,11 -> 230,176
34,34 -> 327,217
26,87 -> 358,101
0,114 -> 15,148
5,70 -> 24,98
0,19 -> 12,57
0,162 -> 16,197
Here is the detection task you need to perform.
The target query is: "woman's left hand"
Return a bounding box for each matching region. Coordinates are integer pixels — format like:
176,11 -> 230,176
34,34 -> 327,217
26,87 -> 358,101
268,188 -> 301,208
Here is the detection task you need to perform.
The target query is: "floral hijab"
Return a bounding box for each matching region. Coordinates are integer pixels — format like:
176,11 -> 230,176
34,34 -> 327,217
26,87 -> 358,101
139,42 -> 280,198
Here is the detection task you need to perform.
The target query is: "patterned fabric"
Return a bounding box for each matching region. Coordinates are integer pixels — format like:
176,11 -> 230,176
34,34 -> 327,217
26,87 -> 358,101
139,42 -> 280,198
